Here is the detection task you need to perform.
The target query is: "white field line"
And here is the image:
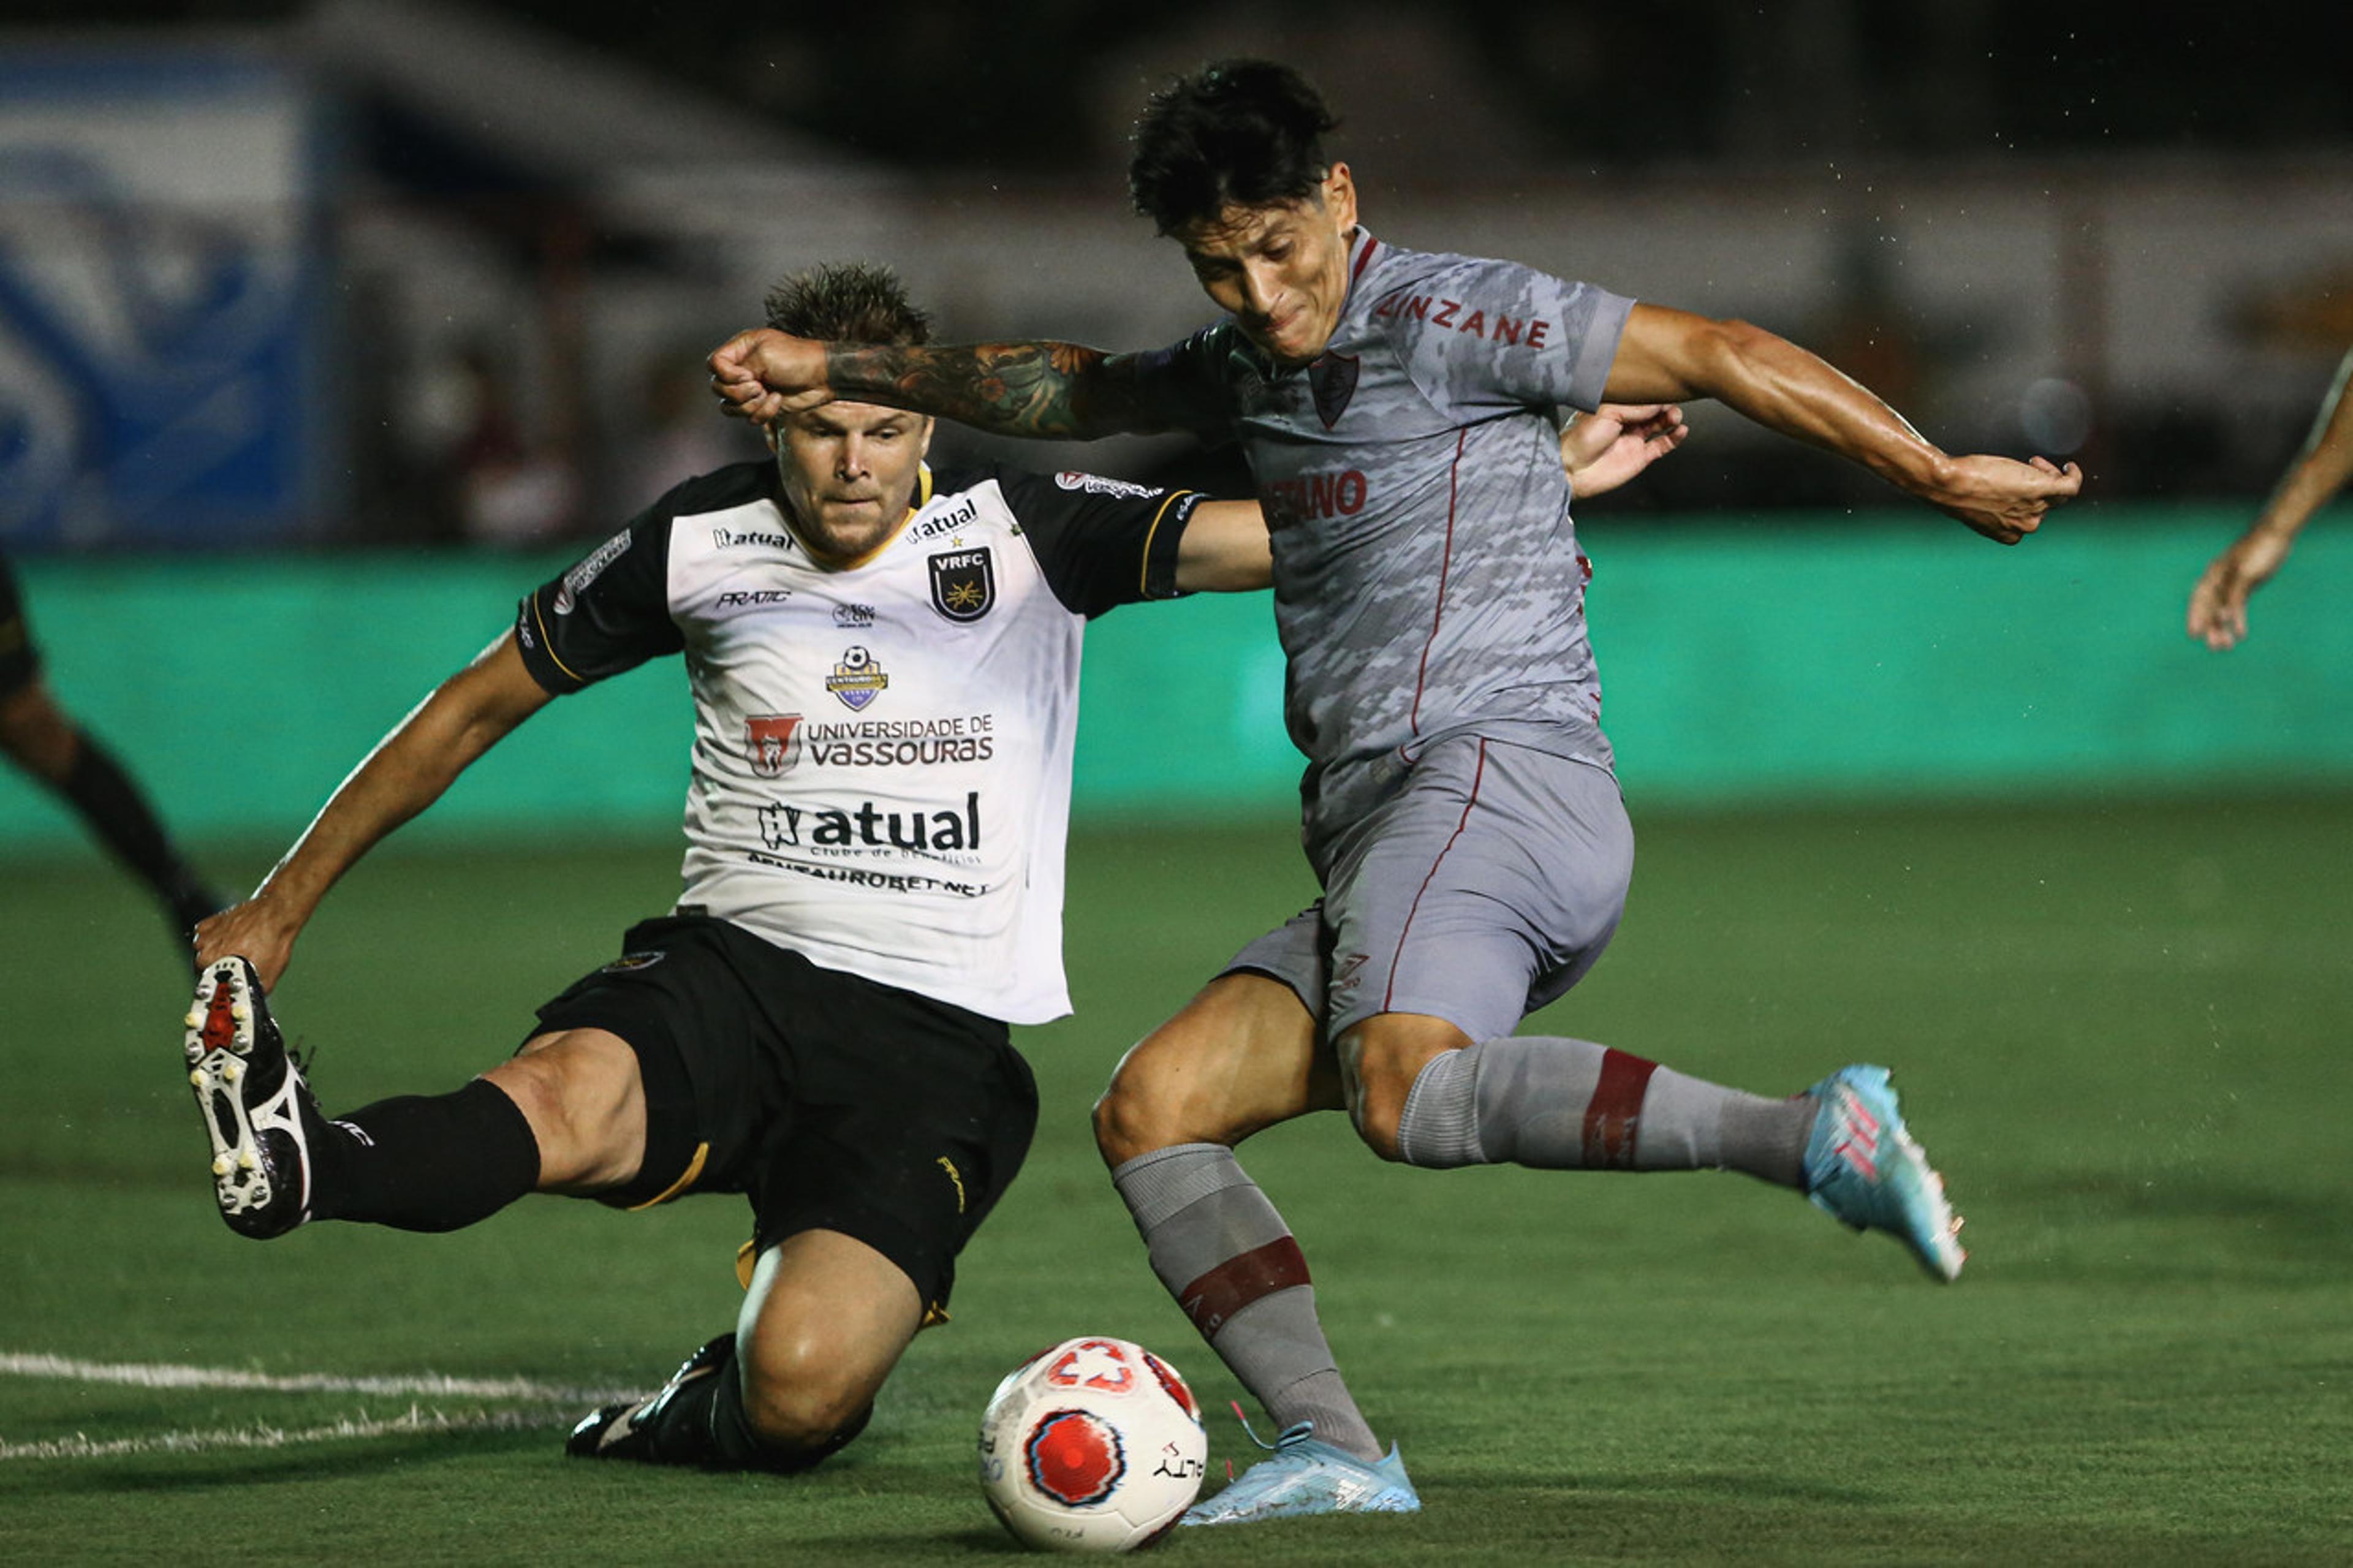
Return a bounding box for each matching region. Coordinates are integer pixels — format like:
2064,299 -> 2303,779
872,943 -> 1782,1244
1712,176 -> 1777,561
0,1350 -> 641,1463
0,1404 -> 567,1461
0,1350 -> 629,1404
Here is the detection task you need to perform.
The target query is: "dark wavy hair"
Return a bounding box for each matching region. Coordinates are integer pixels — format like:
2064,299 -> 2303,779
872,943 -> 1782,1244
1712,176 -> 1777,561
763,260 -> 932,346
1127,59 -> 1341,237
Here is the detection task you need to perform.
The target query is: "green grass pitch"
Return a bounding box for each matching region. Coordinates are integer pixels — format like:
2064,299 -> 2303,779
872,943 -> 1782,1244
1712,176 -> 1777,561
3,797 -> 2349,1564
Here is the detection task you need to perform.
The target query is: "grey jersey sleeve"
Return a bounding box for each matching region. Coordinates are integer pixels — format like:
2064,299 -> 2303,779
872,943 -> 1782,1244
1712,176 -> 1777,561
1373,256 -> 1634,419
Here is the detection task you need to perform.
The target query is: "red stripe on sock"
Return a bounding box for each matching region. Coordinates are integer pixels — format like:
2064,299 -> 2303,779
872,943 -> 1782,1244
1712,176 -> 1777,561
1582,1049 -> 1659,1169
1178,1237 -> 1311,1338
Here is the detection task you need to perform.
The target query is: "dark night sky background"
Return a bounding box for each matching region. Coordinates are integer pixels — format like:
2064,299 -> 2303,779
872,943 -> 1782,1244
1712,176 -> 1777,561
21,2 -> 2352,174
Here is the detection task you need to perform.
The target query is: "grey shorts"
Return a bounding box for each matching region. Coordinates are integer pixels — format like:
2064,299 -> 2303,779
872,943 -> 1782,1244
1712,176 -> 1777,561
1224,735 -> 1634,1042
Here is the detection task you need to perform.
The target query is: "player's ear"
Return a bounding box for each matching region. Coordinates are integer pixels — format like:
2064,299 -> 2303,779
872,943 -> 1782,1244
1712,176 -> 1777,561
1324,162 -> 1357,232
760,421 -> 781,454
914,415 -> 934,458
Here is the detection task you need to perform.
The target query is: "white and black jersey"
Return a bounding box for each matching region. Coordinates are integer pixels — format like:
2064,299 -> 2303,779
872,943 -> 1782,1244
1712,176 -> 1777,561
515,460 -> 1200,1024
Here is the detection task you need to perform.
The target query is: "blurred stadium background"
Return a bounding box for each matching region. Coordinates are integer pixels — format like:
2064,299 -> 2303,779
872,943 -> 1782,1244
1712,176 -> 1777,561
2,0 -> 2349,849
3,4 -> 2349,1561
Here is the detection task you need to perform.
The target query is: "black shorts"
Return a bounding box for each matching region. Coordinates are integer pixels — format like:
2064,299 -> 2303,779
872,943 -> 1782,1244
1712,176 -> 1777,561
0,548 -> 39,697
529,914 -> 1037,1316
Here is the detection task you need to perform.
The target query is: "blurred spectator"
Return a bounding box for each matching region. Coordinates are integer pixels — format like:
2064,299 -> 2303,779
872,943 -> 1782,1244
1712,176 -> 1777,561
441,342 -> 579,548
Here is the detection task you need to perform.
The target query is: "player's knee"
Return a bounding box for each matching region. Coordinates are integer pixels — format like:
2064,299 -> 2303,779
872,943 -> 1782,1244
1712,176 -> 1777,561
1091,1036 -> 1222,1165
738,1339 -> 877,1463
1091,1056 -> 1176,1167
1336,1018 -> 1461,1163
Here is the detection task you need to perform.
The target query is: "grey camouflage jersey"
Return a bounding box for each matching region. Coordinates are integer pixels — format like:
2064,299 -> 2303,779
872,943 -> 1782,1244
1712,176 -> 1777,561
1143,230 -> 1635,866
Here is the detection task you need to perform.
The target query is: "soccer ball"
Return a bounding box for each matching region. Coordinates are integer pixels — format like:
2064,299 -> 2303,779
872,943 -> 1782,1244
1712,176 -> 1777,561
977,1336 -> 1208,1553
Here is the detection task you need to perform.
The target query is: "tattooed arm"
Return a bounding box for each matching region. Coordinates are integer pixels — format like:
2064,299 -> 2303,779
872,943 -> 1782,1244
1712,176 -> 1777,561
708,330 -> 1204,441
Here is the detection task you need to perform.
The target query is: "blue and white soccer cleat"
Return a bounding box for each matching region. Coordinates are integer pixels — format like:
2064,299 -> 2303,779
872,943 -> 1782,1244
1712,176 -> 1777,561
1803,1063 -> 1966,1282
183,956 -> 322,1240
1181,1414 -> 1420,1527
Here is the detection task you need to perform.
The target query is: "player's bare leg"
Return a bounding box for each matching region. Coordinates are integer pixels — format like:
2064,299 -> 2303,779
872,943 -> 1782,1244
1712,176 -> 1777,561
483,1029 -> 648,1192
569,1230 -> 923,1470
1096,975 -> 1417,1523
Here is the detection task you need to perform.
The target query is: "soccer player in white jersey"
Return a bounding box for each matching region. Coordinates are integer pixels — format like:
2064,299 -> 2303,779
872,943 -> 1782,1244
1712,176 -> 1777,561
709,61 -> 2083,1521
178,262 -> 1286,1474
181,261 -> 1675,1477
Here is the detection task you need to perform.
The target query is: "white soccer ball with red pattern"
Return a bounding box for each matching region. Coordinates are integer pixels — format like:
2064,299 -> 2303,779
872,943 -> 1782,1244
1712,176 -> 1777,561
977,1336 -> 1208,1553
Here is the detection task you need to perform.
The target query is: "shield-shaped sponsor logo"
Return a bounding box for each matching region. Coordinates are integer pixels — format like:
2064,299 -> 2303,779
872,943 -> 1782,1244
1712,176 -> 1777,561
824,646 -> 890,711
745,713 -> 803,777
1309,352 -> 1360,428
928,548 -> 995,623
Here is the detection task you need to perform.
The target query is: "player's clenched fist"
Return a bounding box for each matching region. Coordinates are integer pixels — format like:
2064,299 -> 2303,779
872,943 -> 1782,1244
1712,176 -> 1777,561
708,328 -> 832,423
1928,453 -> 2083,545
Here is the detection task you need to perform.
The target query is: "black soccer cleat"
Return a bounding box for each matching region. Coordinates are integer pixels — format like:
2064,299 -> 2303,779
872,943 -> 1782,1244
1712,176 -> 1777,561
183,956 -> 324,1239
566,1333 -> 738,1463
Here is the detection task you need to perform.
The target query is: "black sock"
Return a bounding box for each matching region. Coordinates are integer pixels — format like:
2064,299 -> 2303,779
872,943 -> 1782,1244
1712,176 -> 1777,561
313,1079 -> 541,1232
57,732 -> 220,930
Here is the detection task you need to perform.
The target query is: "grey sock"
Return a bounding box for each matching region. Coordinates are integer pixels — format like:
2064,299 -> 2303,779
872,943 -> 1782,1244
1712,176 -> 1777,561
1395,1037 -> 1813,1185
1111,1143 -> 1382,1462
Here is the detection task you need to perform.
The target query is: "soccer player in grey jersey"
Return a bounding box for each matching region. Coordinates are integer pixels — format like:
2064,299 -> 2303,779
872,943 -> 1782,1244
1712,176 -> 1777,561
711,60 -> 2082,1524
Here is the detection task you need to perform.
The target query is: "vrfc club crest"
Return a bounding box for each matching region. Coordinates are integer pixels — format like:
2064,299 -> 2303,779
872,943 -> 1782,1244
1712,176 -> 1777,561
825,646 -> 890,711
928,548 -> 995,623
745,713 -> 804,777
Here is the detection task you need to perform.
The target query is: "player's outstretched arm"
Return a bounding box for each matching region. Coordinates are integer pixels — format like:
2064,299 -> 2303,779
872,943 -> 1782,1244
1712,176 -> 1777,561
2188,345 -> 2353,650
708,329 -> 1190,441
194,631 -> 553,988
1173,501 -> 1275,593
1604,305 -> 2082,543
1561,403 -> 1689,499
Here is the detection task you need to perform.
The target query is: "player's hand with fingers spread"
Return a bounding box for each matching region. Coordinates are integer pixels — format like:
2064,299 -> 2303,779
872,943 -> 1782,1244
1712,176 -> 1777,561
708,328 -> 834,425
2186,526 -> 2295,651
1562,403 -> 1689,499
1923,453 -> 2083,544
193,896 -> 301,994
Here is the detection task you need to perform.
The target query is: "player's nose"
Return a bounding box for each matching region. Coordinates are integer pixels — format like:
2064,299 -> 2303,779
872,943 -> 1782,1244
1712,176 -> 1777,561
1238,262 -> 1281,319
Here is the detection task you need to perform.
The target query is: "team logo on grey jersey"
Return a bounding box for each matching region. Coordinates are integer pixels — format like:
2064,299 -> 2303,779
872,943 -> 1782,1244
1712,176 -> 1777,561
928,548 -> 995,623
1309,352 -> 1360,429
